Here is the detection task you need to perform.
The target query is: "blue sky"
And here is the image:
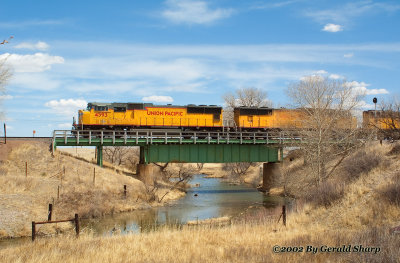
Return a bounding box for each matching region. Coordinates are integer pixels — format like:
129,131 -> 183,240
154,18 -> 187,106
0,0 -> 399,136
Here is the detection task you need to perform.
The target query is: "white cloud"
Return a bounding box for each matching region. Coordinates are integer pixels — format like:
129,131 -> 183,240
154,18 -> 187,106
162,0 -> 234,24
250,0 -> 301,9
0,19 -> 67,29
358,100 -> 376,109
344,53 -> 354,58
14,41 -> 50,51
57,123 -> 73,129
64,58 -> 204,84
345,81 -> 389,95
142,96 -> 174,103
10,73 -> 63,91
329,74 -> 343,79
0,95 -> 13,100
315,70 -> 327,74
44,99 -> 87,116
323,23 -> 342,32
0,53 -> 64,73
304,2 -> 400,24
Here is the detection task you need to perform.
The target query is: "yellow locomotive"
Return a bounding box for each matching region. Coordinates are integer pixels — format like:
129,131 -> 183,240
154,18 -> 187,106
234,106 -> 357,131
234,107 -> 303,130
363,110 -> 400,139
74,102 -> 223,131
363,110 -> 400,130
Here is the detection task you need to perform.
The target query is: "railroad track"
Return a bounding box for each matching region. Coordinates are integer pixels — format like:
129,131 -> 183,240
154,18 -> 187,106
2,137 -> 52,142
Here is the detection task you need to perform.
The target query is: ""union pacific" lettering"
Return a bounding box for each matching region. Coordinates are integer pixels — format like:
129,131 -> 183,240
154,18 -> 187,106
147,111 -> 183,116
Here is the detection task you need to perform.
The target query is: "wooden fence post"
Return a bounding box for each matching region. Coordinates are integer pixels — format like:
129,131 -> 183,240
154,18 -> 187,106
57,186 -> 60,199
282,205 -> 286,226
74,214 -> 80,237
3,123 -> 6,144
124,185 -> 127,198
48,204 -> 53,221
32,222 -> 36,241
25,162 -> 28,177
93,167 -> 96,185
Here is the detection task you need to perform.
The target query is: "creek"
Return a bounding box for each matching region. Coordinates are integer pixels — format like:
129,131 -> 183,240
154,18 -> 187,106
81,174 -> 292,235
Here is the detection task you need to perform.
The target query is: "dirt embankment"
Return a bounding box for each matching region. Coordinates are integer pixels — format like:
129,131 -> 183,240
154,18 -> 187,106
0,141 -> 184,238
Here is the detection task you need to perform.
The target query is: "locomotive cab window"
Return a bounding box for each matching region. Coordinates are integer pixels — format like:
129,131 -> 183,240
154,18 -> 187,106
114,107 -> 126,112
94,106 -> 108,111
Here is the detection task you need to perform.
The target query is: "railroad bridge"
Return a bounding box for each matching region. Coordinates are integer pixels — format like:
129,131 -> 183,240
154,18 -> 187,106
52,130 -> 297,192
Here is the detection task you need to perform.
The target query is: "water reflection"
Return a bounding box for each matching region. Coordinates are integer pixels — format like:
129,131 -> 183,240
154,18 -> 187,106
81,174 -> 288,236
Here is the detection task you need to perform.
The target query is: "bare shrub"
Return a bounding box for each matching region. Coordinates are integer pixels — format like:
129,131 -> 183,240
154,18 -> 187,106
103,146 -> 139,169
145,164 -> 195,203
340,150 -> 383,182
304,181 -> 345,208
222,162 -> 253,182
380,181 -> 400,206
285,149 -> 303,162
388,142 -> 400,156
196,163 -> 204,171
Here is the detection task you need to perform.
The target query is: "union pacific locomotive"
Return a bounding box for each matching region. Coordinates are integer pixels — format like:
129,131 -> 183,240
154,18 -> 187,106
74,102 -> 223,131
73,102 -> 357,132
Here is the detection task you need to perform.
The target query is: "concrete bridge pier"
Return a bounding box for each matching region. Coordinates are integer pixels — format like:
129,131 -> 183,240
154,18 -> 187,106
137,164 -> 155,187
137,146 -> 155,186
262,162 -> 281,193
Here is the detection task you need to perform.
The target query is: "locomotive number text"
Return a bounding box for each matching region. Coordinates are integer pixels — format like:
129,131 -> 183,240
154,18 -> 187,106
95,112 -> 108,117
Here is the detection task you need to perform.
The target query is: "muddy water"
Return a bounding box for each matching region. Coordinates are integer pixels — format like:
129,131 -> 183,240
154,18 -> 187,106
81,174 -> 293,236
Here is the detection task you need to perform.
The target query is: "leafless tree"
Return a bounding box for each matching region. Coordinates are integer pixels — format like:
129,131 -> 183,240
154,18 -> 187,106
0,38 -> 13,121
145,163 -> 195,203
285,76 -> 365,185
103,146 -> 139,169
222,87 -> 271,126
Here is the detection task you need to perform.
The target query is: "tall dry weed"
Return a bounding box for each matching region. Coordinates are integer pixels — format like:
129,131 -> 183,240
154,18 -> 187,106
340,150 -> 384,182
304,180 -> 345,208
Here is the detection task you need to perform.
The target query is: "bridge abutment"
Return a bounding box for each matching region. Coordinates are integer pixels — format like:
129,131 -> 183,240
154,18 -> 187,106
262,162 -> 281,193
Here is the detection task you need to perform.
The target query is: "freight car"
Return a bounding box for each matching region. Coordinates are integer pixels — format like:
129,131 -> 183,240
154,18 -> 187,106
74,102 -> 223,131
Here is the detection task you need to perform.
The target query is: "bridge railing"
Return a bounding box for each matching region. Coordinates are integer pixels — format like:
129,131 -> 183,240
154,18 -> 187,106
53,129 -> 301,146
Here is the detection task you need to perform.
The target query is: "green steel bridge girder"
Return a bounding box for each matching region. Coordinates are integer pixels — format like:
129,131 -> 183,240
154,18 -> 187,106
141,144 -> 280,164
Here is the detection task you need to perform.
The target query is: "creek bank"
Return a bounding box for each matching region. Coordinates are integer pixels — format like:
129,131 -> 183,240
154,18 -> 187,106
0,142 -> 187,239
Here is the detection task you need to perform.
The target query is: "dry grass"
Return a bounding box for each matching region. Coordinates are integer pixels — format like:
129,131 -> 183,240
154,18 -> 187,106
0,217 -> 399,263
1,141 -> 400,262
0,142 -> 184,238
304,180 -> 345,208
